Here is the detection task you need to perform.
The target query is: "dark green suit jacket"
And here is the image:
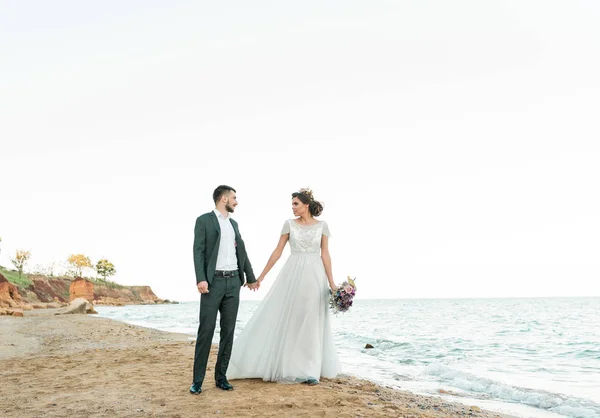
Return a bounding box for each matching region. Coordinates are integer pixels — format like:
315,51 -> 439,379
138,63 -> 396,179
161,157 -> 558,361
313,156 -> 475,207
193,211 -> 257,286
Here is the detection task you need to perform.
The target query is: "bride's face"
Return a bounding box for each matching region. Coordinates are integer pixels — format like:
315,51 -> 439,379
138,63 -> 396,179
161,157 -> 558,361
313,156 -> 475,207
291,197 -> 309,217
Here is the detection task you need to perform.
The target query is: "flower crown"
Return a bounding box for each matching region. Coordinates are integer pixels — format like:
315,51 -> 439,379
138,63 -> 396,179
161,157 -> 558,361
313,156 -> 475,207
298,187 -> 314,202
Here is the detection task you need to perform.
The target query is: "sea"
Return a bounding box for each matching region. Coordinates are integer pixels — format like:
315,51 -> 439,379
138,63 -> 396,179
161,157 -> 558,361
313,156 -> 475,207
95,297 -> 600,418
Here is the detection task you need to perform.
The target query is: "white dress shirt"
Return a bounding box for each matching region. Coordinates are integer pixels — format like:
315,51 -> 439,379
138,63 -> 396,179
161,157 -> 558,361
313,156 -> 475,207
214,209 -> 238,271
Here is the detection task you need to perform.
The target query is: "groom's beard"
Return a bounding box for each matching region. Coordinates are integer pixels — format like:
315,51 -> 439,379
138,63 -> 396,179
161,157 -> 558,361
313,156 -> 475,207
225,203 -> 235,213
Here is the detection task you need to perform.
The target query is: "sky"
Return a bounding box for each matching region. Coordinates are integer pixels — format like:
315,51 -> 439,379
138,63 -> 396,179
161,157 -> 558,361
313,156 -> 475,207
1,1 -> 599,302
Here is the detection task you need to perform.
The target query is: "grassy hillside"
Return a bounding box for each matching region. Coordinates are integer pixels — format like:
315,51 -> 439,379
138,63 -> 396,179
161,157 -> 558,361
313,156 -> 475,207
0,265 -> 32,286
0,264 -> 169,305
0,265 -> 125,289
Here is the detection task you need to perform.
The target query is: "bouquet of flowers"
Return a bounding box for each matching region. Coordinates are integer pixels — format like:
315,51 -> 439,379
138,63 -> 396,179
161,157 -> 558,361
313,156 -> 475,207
329,276 -> 357,314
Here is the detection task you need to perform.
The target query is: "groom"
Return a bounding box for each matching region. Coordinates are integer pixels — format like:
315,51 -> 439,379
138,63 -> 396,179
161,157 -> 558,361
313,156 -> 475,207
190,185 -> 258,394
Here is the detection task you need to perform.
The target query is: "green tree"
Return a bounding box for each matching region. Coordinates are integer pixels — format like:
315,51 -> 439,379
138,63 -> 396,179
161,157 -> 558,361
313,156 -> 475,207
11,249 -> 31,279
67,254 -> 93,277
96,258 -> 116,281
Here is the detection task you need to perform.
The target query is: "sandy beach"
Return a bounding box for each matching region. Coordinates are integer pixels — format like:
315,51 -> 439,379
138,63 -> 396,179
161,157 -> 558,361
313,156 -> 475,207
0,310 -> 508,417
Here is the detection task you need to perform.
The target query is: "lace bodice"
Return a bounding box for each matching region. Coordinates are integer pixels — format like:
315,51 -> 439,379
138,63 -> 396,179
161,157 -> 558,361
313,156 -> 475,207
280,219 -> 330,253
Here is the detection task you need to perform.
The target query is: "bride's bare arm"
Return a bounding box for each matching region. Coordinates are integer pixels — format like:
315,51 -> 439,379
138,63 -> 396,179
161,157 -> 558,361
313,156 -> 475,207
257,234 -> 289,283
321,235 -> 336,290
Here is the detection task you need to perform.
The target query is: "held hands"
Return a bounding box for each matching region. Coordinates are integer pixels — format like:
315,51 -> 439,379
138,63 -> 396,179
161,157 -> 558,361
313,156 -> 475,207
245,276 -> 264,292
197,281 -> 209,294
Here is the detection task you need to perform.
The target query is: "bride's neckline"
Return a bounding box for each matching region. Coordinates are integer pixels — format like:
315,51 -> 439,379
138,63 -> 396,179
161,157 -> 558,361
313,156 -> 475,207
292,219 -> 320,227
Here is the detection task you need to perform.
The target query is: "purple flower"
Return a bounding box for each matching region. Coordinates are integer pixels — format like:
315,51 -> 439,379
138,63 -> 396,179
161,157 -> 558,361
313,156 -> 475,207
329,277 -> 357,314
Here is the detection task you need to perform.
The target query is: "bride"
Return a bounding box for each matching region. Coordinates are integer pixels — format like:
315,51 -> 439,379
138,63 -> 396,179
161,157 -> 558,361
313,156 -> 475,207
227,188 -> 341,385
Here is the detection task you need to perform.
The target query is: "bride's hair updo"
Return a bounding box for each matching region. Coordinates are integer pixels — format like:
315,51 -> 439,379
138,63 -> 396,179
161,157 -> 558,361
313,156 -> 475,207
292,188 -> 324,217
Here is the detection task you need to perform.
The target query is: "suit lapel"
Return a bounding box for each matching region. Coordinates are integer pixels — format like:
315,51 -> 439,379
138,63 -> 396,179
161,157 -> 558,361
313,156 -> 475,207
231,221 -> 240,240
210,211 -> 221,237
210,212 -> 221,258
231,221 -> 242,257
212,212 -> 242,260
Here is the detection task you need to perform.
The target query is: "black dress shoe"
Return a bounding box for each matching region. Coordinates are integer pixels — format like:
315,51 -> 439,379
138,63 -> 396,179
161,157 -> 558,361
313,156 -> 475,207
190,382 -> 202,394
215,379 -> 234,391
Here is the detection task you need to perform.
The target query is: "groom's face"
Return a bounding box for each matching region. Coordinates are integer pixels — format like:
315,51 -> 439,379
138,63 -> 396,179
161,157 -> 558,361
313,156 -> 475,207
224,192 -> 238,213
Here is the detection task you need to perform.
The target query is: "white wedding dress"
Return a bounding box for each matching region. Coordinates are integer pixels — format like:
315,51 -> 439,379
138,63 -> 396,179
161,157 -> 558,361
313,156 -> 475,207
227,219 -> 341,383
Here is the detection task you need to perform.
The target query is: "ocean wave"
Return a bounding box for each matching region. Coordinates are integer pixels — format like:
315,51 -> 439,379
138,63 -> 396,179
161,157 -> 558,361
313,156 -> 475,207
576,349 -> 600,359
424,363 -> 600,418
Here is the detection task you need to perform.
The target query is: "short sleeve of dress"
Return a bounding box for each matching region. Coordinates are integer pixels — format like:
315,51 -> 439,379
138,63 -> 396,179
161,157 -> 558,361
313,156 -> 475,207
280,220 -> 290,235
321,221 -> 331,237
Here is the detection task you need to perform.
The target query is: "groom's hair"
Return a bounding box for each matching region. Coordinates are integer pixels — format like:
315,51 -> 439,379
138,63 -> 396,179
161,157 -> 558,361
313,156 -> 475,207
213,185 -> 236,204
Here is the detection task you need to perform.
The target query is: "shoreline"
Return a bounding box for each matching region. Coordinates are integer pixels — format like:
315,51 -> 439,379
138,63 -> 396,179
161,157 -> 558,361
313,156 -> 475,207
1,310 -> 511,417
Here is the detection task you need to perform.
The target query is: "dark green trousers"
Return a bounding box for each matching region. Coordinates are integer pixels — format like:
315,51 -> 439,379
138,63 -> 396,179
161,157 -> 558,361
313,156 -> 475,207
192,276 -> 241,385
